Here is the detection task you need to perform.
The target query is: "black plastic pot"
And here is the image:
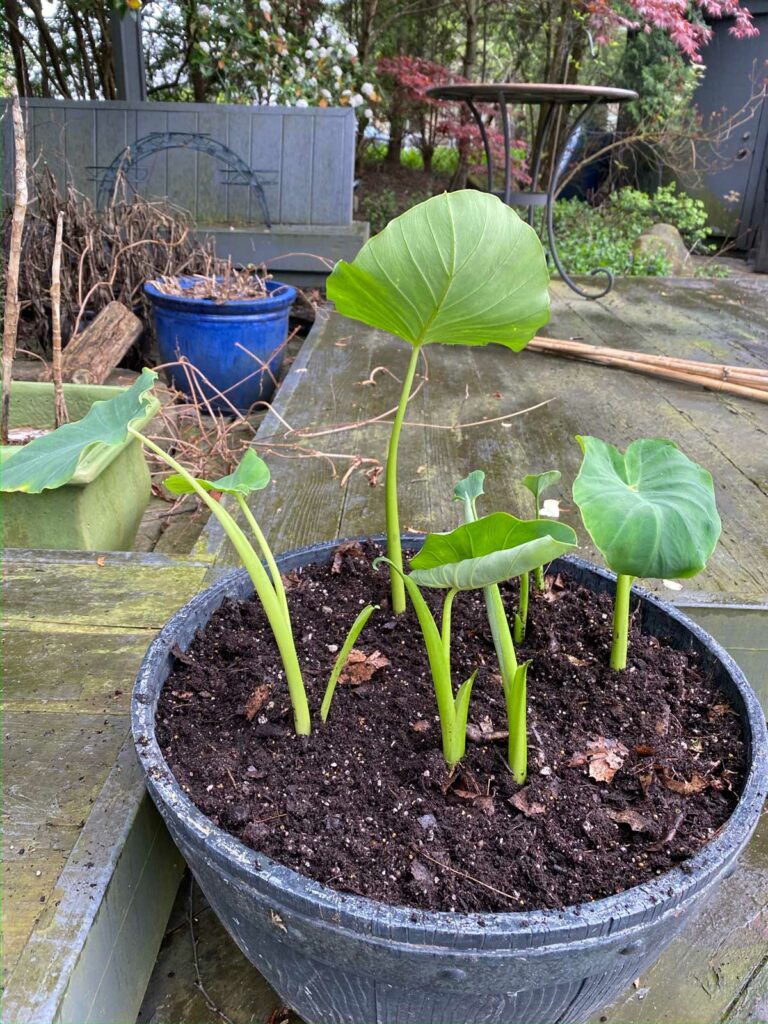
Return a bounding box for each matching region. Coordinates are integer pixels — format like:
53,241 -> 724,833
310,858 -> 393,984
132,539 -> 767,1024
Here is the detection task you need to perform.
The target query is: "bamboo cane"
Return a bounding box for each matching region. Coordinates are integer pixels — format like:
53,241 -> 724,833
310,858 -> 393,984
51,211 -> 68,427
1,84 -> 28,444
529,336 -> 768,403
530,336 -> 768,388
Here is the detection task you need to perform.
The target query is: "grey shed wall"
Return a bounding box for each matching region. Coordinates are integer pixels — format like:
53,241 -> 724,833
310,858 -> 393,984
1,99 -> 357,228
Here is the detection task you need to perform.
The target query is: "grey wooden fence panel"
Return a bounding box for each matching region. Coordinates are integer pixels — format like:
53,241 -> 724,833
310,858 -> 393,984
2,100 -> 357,228
250,112 -> 282,227
135,107 -> 168,204
279,113 -> 315,224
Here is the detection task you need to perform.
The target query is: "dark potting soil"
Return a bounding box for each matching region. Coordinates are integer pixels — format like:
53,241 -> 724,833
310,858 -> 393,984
156,542 -> 747,915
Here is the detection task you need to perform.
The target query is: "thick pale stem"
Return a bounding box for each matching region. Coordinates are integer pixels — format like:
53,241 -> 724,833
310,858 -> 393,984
506,664 -> 528,785
611,573 -> 635,671
234,493 -> 289,622
386,345 -> 421,614
514,571 -> 529,644
441,588 -> 457,665
485,584 -> 518,683
131,430 -> 311,735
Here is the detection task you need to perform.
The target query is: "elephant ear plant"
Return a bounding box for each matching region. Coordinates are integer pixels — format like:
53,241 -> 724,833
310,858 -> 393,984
327,190 -> 550,614
395,497 -> 577,780
572,436 -> 721,670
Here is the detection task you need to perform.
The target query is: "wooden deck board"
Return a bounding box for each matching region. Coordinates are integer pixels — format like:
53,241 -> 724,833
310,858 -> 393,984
1,551 -> 207,1012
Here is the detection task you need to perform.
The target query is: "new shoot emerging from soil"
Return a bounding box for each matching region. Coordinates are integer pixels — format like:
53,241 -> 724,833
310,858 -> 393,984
327,190 -> 550,615
572,436 -> 721,671
374,557 -> 476,768
410,493 -> 577,782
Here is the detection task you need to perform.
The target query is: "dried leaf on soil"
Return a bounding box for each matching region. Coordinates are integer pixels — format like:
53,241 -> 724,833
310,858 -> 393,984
607,808 -> 654,832
660,770 -> 711,795
509,789 -> 546,817
338,648 -> 390,685
569,737 -> 629,783
243,684 -> 270,721
543,573 -> 566,602
331,540 -> 365,573
411,719 -> 431,733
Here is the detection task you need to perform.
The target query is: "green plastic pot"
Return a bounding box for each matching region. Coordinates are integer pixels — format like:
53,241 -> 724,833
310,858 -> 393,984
1,380 -> 156,551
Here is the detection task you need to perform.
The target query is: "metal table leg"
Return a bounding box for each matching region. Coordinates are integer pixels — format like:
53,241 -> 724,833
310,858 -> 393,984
545,98 -> 613,300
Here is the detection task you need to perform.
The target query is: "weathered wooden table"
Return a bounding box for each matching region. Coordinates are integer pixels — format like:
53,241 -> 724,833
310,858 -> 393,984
3,276 -> 767,1024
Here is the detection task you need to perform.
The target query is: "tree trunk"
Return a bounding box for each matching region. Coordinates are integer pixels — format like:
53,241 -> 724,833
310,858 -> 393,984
1,87 -> 28,444
4,0 -> 31,96
452,0 -> 479,189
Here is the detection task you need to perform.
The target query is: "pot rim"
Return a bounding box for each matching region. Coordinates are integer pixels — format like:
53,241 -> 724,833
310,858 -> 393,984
132,538 -> 768,944
143,276 -> 297,315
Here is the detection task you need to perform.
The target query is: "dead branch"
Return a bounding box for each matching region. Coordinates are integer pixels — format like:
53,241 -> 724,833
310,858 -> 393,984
51,210 -> 68,426
1,84 -> 28,443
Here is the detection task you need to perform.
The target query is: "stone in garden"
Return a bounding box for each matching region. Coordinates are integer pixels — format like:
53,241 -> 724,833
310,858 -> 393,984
633,223 -> 690,275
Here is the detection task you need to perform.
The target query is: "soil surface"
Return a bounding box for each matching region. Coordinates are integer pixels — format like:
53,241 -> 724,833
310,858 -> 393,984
157,542 -> 746,914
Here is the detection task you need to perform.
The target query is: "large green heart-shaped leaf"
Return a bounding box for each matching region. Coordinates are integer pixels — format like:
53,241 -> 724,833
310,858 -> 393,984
409,512 -> 577,590
572,436 -> 721,579
165,449 -> 270,497
1,369 -> 159,493
327,191 -> 550,349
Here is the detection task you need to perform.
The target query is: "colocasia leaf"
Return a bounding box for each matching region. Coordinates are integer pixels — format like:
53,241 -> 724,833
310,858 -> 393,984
522,470 -> 561,509
409,513 -> 577,590
165,449 -> 270,497
327,191 -> 550,350
572,436 -> 720,580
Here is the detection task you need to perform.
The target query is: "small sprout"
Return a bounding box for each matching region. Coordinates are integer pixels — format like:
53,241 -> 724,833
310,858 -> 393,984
572,436 -> 720,671
522,469 -> 562,596
320,604 -> 379,722
411,497 -> 577,782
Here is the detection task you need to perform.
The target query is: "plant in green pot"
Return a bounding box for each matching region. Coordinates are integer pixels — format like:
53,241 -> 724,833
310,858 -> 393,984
0,374 -> 159,551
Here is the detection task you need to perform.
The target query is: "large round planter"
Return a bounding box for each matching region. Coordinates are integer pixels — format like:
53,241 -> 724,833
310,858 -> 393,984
144,278 -> 297,413
132,538 -> 767,1024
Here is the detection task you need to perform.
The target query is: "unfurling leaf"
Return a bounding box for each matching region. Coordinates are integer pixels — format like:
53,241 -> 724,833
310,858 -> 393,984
572,436 -> 720,579
409,513 -> 577,590
522,470 -> 561,509
165,448 -> 270,497
327,191 -> 550,350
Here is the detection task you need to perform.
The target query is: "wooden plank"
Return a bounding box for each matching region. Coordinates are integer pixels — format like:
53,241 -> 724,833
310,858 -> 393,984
2,560 -> 208,629
61,106 -> 97,203
95,106 -> 129,196
60,301 -> 142,384
2,626 -> 150,713
29,105 -> 67,192
135,107 -> 168,203
310,113 -> 347,225
164,108 -> 197,216
279,114 -> 314,224
250,110 -> 283,226
724,960 -> 768,1023
3,710 -> 130,975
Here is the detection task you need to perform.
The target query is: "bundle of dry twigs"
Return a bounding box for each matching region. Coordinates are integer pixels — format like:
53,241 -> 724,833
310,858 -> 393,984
150,259 -> 273,302
4,167 -> 217,358
528,335 -> 768,404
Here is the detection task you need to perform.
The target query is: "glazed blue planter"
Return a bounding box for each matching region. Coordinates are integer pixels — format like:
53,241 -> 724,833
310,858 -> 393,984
145,278 -> 297,413
132,540 -> 767,1024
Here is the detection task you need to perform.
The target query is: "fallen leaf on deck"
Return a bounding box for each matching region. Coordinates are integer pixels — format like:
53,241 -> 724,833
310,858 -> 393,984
607,807 -> 653,832
267,1005 -> 293,1024
339,648 -> 390,685
244,684 -> 270,721
569,737 -> 629,783
331,540 -> 365,573
510,789 -> 546,817
269,910 -> 287,933
366,464 -> 383,487
96,555 -> 106,566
